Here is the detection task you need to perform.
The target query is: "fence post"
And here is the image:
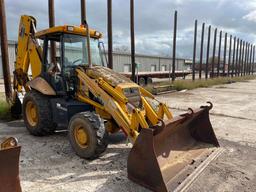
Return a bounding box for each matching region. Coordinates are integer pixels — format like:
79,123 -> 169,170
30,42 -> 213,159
81,0 -> 86,23
253,46 -> 255,75
247,43 -> 251,75
211,28 -> 217,78
249,44 -> 253,75
172,11 -> 177,82
107,0 -> 113,69
232,37 -> 236,77
238,39 -> 242,76
217,31 -> 222,77
205,25 -> 211,79
223,33 -> 227,76
227,35 -> 232,77
241,41 -> 245,76
235,38 -> 239,76
130,0 -> 136,82
199,23 -> 205,79
244,42 -> 248,76
192,20 -> 197,81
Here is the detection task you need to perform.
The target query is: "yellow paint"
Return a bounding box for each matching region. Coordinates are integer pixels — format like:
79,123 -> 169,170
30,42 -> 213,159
35,25 -> 102,39
74,125 -> 88,148
140,87 -> 155,99
25,101 -> 38,127
142,97 -> 159,125
98,78 -> 128,104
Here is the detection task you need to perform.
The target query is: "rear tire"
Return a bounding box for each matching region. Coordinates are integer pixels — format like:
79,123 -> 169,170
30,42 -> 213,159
68,112 -> 108,160
23,90 -> 56,136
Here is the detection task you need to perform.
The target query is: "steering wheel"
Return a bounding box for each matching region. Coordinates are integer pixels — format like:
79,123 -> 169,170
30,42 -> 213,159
72,59 -> 83,66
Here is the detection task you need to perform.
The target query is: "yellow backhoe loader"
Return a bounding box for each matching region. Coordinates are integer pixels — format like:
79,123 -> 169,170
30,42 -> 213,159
10,15 -> 220,191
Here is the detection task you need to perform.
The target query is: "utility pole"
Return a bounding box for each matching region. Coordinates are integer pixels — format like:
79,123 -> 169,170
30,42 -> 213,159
107,0 -> 113,69
0,0 -> 12,101
48,0 -> 56,65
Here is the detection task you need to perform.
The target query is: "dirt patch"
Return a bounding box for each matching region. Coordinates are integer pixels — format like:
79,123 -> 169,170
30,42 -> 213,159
189,139 -> 256,192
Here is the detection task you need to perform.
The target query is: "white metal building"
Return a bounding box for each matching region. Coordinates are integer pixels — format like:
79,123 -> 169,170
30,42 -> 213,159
0,41 -> 16,78
0,41 -> 190,78
110,52 -> 190,73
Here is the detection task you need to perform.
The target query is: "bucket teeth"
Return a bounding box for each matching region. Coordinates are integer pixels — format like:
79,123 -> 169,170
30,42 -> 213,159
128,105 -> 219,192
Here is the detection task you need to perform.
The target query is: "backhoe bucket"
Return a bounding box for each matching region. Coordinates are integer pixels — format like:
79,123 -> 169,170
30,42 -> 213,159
0,138 -> 22,192
128,103 -> 220,192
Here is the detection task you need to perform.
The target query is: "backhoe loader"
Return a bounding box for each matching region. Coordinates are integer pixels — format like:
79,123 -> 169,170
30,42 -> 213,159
10,15 -> 221,192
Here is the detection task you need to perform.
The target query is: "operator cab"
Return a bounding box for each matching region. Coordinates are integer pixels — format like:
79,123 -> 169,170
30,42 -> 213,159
35,25 -> 105,95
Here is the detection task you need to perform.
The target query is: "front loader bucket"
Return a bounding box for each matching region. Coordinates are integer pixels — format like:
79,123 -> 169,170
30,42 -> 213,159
0,138 -> 22,192
128,103 -> 220,192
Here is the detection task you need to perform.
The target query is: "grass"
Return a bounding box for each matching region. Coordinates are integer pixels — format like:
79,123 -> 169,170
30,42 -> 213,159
146,75 -> 256,93
0,93 -> 12,121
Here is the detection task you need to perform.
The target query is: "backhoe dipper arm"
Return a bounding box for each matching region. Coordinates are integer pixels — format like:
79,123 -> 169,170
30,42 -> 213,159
14,15 -> 43,92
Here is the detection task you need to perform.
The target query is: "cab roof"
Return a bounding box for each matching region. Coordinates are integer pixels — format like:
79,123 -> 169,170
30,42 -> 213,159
35,25 -> 102,39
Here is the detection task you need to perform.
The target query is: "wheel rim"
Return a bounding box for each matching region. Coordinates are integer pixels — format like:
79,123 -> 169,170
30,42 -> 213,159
25,101 -> 38,127
74,125 -> 89,148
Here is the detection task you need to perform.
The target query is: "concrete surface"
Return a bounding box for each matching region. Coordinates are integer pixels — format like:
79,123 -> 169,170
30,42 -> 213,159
1,80 -> 256,192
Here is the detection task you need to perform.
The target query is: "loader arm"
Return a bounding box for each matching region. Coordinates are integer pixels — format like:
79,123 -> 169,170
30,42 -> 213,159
76,67 -> 173,143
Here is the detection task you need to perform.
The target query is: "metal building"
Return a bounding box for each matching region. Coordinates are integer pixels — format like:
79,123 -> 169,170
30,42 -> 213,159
0,40 -> 16,78
0,41 -> 190,78
110,52 -> 190,73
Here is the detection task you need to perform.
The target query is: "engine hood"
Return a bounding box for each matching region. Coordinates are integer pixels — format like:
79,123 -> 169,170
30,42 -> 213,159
86,66 -> 133,87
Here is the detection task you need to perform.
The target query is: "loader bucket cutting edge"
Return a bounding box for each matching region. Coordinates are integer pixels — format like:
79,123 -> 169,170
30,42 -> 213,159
127,104 -> 220,192
0,142 -> 21,192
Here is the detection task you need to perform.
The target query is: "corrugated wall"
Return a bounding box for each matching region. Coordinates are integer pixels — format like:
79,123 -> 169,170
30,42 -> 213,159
0,42 -> 16,78
110,52 -> 187,72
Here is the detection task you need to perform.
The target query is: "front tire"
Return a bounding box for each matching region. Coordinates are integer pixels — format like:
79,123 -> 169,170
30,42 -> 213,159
23,90 -> 56,136
68,112 -> 108,160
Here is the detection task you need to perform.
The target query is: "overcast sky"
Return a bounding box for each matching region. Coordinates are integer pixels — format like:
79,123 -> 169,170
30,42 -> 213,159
4,0 -> 256,59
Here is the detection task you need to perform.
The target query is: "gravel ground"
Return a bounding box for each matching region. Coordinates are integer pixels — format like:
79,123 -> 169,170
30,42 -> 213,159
0,80 -> 256,192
